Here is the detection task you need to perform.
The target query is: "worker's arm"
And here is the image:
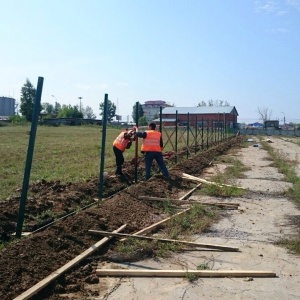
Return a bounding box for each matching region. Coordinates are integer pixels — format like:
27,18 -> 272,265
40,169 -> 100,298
135,131 -> 147,139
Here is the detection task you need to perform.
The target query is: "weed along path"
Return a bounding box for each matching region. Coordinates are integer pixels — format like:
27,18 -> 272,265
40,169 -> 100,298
97,137 -> 300,300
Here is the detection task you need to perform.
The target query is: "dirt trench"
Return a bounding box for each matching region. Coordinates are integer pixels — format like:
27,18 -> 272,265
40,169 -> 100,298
0,136 -> 243,300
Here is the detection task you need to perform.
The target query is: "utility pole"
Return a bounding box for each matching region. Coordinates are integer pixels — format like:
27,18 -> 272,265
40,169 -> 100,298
78,97 -> 82,112
281,112 -> 286,125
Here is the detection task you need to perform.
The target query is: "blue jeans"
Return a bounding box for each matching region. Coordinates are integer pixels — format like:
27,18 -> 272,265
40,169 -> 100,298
144,152 -> 169,180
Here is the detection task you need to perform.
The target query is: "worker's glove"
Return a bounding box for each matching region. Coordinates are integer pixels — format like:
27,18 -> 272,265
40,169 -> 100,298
128,130 -> 136,137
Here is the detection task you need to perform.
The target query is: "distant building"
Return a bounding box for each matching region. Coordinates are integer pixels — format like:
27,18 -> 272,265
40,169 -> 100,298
247,122 -> 263,128
264,120 -> 280,129
0,96 -> 16,117
141,100 -> 172,122
159,106 -> 239,128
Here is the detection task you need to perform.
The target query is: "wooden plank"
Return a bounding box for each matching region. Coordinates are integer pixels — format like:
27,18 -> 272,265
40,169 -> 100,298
96,269 -> 276,278
179,183 -> 202,200
88,230 -> 239,252
138,196 -> 239,207
13,224 -> 127,300
132,208 -> 191,236
182,173 -> 247,190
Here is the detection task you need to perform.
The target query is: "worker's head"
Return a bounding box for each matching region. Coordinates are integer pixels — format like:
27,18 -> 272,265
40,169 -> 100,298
148,122 -> 156,130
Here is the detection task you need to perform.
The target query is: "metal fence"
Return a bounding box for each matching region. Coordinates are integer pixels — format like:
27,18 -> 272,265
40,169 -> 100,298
159,121 -> 236,164
240,128 -> 300,137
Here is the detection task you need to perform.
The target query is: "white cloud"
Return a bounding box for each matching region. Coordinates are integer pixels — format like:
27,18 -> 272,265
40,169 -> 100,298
269,27 -> 289,32
286,0 -> 300,10
255,0 -> 300,13
254,0 -> 279,13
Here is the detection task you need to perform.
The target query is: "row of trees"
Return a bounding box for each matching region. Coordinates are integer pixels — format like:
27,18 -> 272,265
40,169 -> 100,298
99,100 -> 148,125
19,79 -> 146,123
19,78 -> 238,125
19,79 -> 96,122
197,99 -> 230,107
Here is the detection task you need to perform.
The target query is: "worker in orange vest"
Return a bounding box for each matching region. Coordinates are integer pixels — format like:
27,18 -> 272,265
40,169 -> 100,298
113,128 -> 136,176
134,122 -> 169,180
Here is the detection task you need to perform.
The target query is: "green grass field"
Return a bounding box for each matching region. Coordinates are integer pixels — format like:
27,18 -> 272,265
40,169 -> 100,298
0,125 -> 131,200
0,124 -> 224,200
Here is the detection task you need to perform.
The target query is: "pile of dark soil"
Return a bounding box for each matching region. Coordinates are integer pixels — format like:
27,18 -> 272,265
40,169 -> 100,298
0,136 -> 243,300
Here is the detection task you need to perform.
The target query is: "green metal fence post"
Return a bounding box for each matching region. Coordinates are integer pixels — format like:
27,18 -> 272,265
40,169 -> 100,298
98,94 -> 108,206
134,102 -> 139,183
224,113 -> 226,140
195,115 -> 198,154
159,106 -> 162,133
201,117 -> 204,151
187,113 -> 190,159
16,77 -> 44,238
175,110 -> 178,163
206,119 -> 209,149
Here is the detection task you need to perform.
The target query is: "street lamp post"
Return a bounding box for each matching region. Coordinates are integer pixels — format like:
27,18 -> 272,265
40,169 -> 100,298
78,97 -> 83,112
52,95 -> 58,115
281,112 -> 286,125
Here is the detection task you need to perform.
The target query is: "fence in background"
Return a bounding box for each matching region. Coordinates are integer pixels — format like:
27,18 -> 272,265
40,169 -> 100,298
240,128 -> 300,137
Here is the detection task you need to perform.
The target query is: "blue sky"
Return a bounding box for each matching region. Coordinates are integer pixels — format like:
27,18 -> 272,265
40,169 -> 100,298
1,0 -> 299,124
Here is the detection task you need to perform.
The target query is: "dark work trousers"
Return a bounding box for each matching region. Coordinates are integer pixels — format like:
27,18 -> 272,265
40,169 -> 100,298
144,151 -> 169,180
113,146 -> 124,175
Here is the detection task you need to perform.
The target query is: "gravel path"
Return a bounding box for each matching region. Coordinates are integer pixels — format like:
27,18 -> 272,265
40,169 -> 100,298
98,137 -> 300,300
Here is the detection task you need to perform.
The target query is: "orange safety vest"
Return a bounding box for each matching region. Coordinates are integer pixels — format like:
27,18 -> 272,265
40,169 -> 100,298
141,130 -> 161,152
113,131 -> 130,152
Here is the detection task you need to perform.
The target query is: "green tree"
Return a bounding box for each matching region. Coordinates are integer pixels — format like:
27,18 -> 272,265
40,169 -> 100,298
99,99 -> 116,122
20,79 -> 37,121
57,104 -> 83,118
197,100 -> 230,107
41,102 -> 55,114
82,106 -> 96,119
197,101 -> 207,107
138,116 -> 148,126
54,102 -> 61,114
9,115 -> 28,124
131,102 -> 144,122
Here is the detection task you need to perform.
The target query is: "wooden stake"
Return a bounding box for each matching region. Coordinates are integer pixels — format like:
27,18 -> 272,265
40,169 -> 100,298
88,230 -> 239,252
96,269 -> 276,278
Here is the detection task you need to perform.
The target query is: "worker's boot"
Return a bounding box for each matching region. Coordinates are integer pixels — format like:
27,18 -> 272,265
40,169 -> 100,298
115,166 -> 124,176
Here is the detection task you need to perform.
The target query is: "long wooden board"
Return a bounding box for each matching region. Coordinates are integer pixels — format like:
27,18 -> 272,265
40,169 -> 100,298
132,208 -> 191,236
138,196 -> 239,207
14,224 -> 127,300
88,230 -> 239,252
179,183 -> 202,200
96,269 -> 276,278
182,173 -> 246,190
